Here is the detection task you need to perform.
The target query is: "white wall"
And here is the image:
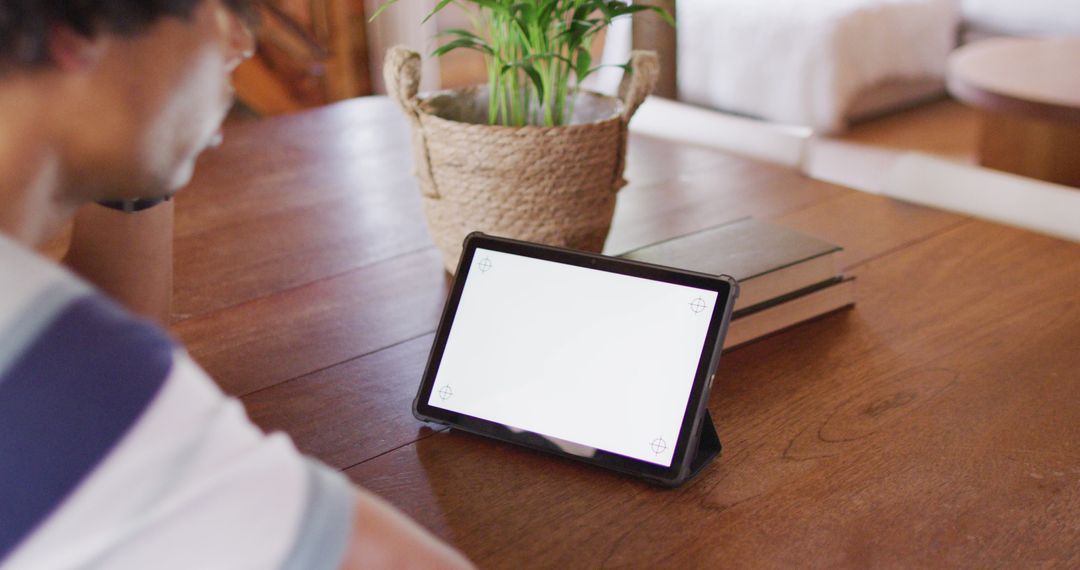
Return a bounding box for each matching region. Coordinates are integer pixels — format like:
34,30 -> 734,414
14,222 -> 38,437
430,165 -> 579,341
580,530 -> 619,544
962,0 -> 1080,36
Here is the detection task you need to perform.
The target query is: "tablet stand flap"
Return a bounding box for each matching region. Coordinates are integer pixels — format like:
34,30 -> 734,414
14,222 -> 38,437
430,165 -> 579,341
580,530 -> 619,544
687,410 -> 722,480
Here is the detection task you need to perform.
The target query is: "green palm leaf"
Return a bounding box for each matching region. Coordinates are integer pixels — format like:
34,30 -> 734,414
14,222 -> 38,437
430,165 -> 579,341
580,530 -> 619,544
374,0 -> 673,126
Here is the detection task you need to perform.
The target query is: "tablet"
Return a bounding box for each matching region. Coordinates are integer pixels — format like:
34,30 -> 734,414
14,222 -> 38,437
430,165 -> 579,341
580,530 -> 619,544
414,233 -> 739,486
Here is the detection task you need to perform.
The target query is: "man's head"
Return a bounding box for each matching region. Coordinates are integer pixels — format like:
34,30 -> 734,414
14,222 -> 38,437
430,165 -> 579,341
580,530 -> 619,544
0,0 -> 256,201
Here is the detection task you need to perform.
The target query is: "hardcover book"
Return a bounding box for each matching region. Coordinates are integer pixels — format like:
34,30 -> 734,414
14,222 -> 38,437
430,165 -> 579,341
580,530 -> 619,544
618,218 -> 854,347
620,217 -> 842,310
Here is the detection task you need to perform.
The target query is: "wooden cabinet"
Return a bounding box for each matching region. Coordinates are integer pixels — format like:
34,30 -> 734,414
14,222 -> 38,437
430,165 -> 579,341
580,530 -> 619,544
234,0 -> 372,115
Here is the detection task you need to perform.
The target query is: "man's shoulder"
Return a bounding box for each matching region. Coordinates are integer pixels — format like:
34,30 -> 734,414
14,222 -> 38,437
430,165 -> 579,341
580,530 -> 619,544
0,233 -> 179,562
0,233 -> 91,332
0,233 -> 177,434
0,235 -> 354,570
0,232 -> 169,383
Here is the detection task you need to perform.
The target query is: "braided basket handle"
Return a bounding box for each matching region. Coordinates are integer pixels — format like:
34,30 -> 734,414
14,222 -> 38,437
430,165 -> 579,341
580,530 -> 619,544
384,46 -> 422,121
611,50 -> 659,192
617,50 -> 660,123
384,46 -> 441,199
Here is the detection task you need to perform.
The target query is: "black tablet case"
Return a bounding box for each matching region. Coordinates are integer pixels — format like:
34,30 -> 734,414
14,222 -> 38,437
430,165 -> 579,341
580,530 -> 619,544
687,411 -> 722,481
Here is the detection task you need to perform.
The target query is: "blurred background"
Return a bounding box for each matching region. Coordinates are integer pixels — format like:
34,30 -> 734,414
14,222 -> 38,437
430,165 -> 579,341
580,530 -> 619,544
233,0 -> 668,115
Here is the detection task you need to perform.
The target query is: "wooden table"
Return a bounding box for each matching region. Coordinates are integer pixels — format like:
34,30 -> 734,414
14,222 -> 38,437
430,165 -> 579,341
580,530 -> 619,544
174,97 -> 1080,568
947,37 -> 1080,187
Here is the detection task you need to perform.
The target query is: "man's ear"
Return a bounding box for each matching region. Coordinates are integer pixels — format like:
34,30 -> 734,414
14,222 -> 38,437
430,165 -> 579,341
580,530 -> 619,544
47,24 -> 108,72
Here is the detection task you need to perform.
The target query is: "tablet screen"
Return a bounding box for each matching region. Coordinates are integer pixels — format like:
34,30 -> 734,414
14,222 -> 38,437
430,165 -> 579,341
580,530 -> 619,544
426,247 -> 721,467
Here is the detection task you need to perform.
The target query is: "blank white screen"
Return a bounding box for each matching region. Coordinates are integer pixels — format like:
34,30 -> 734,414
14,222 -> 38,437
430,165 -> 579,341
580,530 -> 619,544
429,248 -> 719,467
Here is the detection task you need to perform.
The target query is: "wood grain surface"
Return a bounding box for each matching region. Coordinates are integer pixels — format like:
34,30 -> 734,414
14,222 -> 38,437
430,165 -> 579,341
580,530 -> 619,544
974,111 -> 1080,188
172,96 -> 1080,568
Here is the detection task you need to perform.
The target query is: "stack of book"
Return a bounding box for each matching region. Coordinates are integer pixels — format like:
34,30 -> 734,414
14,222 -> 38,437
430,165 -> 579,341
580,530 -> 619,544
619,218 -> 855,349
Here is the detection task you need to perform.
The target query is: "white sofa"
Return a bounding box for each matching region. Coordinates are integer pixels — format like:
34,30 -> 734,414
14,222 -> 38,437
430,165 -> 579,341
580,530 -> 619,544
662,0 -> 1079,133
676,0 -> 958,134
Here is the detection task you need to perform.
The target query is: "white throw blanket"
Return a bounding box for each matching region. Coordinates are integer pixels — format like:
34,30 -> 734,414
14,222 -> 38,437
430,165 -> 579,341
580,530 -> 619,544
677,0 -> 958,133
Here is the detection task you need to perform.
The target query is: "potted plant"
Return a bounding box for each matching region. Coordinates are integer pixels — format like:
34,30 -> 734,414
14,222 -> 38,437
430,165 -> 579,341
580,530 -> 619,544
375,0 -> 672,272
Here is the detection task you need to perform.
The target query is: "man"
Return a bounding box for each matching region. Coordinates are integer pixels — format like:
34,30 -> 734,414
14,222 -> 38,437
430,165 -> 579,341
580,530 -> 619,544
0,1 -> 473,568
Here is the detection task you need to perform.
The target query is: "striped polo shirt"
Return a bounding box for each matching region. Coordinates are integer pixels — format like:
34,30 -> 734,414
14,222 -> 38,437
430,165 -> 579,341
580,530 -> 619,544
0,233 -> 354,569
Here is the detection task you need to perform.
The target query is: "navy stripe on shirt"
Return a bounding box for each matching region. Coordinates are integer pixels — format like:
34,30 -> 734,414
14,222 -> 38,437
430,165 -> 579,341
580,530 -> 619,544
0,294 -> 174,562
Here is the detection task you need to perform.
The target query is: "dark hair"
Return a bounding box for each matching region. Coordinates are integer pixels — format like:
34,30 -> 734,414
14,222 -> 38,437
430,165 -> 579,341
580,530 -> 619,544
0,0 -> 256,72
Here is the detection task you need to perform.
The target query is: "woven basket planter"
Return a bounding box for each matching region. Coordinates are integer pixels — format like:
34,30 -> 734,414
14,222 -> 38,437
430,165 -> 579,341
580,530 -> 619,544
384,46 -> 659,272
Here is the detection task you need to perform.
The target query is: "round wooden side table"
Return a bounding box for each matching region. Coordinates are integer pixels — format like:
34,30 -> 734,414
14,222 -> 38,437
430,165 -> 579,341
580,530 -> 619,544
947,37 -> 1080,188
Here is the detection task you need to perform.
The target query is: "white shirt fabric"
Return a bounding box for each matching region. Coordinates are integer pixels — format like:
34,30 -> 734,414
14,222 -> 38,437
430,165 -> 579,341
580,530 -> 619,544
0,233 -> 354,570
